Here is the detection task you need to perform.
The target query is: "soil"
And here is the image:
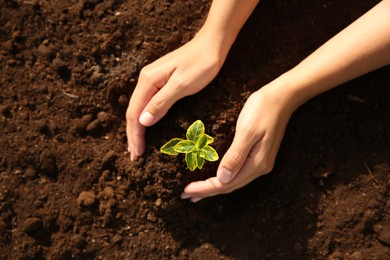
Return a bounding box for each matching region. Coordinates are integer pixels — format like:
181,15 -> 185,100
1,0 -> 389,259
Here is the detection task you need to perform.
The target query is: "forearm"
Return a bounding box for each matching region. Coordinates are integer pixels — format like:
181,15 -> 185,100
280,0 -> 390,109
197,0 -> 260,60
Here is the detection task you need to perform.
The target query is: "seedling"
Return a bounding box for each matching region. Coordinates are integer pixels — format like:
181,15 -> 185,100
160,120 -> 219,171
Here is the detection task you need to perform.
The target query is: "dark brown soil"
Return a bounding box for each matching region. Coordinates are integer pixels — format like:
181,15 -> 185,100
1,0 -> 389,259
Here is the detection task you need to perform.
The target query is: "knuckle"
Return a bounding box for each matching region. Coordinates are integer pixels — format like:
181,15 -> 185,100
125,109 -> 136,121
239,124 -> 263,140
262,163 -> 274,174
221,186 -> 233,195
217,184 -> 226,194
149,95 -> 165,112
139,65 -> 153,80
207,179 -> 229,195
170,75 -> 186,90
218,183 -> 230,195
258,160 -> 274,175
220,182 -> 238,195
170,74 -> 192,93
226,151 -> 244,169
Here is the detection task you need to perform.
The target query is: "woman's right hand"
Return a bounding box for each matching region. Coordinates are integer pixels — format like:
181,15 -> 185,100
126,33 -> 227,160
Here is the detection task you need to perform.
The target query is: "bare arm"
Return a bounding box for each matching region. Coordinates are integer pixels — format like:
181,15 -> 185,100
282,0 -> 390,111
198,0 -> 260,61
183,0 -> 390,202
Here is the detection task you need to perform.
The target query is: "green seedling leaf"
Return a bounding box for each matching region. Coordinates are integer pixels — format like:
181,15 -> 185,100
186,120 -> 205,142
200,145 -> 219,161
185,152 -> 198,171
174,140 -> 196,153
204,134 -> 214,145
197,152 -> 205,169
160,120 -> 219,172
197,134 -> 214,149
160,138 -> 182,155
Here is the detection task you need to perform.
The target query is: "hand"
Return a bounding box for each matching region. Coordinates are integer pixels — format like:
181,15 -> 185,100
126,34 -> 227,160
181,84 -> 296,202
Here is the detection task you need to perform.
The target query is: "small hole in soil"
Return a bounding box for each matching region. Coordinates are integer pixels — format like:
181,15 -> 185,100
57,66 -> 72,82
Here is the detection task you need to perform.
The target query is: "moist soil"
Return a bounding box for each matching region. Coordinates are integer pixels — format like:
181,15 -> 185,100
1,0 -> 390,259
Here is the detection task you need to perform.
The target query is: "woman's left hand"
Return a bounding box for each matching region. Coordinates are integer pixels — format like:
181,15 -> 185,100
181,83 -> 295,202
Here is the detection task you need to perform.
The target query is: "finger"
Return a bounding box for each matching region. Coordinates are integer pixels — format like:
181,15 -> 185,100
216,128 -> 262,184
126,65 -> 171,159
183,139 -> 270,199
139,73 -> 188,127
180,193 -> 203,203
183,158 -> 259,200
184,177 -> 225,197
182,174 -> 254,200
126,86 -> 154,159
191,197 -> 203,203
125,110 -> 145,161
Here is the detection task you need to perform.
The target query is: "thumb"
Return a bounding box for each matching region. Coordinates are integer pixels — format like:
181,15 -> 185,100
139,79 -> 184,127
217,134 -> 256,184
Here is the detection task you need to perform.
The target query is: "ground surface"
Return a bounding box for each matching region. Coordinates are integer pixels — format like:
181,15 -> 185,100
1,0 -> 390,259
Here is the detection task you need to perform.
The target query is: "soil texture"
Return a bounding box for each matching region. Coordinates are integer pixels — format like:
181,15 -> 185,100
1,0 -> 389,259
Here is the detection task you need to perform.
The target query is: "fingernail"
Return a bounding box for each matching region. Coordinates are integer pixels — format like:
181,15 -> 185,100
218,168 -> 232,183
130,149 -> 138,161
139,111 -> 154,126
180,193 -> 191,199
191,197 -> 202,203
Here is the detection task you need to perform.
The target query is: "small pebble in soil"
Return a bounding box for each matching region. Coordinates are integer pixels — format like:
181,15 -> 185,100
86,119 -> 101,134
37,43 -> 56,59
374,224 -> 390,246
155,198 -> 162,207
24,167 -> 37,179
97,111 -> 114,125
95,2 -> 111,17
98,186 -> 115,200
21,217 -> 43,234
111,234 -> 123,244
39,150 -> 57,178
117,95 -> 129,107
350,251 -> 364,260
71,114 -> 93,135
71,234 -> 86,249
102,150 -> 117,167
147,212 -> 157,223
77,191 -> 96,207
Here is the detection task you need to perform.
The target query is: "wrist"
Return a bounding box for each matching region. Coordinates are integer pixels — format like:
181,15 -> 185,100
259,73 -> 304,116
194,26 -> 232,67
269,67 -> 330,113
